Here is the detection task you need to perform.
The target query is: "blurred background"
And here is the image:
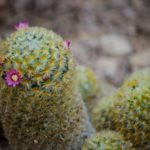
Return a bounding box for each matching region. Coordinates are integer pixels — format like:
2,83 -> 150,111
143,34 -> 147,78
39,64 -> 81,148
0,0 -> 150,86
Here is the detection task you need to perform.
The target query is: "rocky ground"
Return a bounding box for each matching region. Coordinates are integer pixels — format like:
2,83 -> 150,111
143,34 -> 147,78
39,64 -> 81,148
0,0 -> 150,149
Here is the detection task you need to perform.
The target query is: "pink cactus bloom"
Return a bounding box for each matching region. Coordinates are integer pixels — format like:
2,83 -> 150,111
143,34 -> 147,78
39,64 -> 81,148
5,69 -> 22,87
64,40 -> 71,49
15,21 -> 29,30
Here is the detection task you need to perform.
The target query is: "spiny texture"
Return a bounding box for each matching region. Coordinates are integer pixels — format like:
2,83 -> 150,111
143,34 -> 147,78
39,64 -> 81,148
0,27 -> 94,150
92,69 -> 150,149
92,95 -> 116,130
76,66 -> 100,112
82,130 -> 134,150
1,27 -> 70,89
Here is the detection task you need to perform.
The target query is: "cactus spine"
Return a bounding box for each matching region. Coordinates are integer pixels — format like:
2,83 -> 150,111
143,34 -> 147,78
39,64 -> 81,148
82,130 -> 134,150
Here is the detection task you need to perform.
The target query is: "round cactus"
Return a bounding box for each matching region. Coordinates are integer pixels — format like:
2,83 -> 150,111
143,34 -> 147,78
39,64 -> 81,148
76,65 -> 99,100
92,94 -> 116,130
92,69 -> 150,149
82,130 -> 134,150
76,65 -> 100,112
0,26 -> 94,150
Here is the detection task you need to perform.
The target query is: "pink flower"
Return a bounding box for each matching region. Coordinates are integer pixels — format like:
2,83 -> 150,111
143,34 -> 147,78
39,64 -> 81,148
64,40 -> 71,49
15,21 -> 29,30
5,69 -> 22,87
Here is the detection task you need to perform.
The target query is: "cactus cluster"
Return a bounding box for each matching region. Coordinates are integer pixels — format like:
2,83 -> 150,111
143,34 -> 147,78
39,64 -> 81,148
0,23 -> 149,150
82,130 -> 134,150
92,69 -> 150,149
0,26 -> 94,150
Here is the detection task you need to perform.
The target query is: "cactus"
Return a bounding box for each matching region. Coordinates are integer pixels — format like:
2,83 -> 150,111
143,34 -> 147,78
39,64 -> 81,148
76,65 -> 100,112
92,94 -> 116,131
0,27 -> 94,150
92,69 -> 150,149
76,65 -> 99,100
82,130 -> 134,150
76,65 -> 116,113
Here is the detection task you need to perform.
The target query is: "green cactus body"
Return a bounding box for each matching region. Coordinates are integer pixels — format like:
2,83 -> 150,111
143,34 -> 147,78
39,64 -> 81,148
82,130 -> 134,150
0,27 -> 94,150
92,69 -> 150,149
92,95 -> 116,131
76,66 -> 100,112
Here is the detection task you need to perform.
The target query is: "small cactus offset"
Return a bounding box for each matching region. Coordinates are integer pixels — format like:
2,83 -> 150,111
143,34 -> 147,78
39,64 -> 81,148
0,26 -> 94,150
92,69 -> 150,149
82,130 -> 134,150
76,65 -> 100,112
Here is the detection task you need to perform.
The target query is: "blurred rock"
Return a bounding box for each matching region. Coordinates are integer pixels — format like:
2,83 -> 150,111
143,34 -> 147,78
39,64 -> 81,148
8,0 -> 32,15
132,0 -> 150,34
110,0 -> 129,7
71,32 -> 102,65
71,40 -> 89,65
79,36 -> 101,55
96,56 -> 129,85
100,34 -> 132,56
130,50 -> 150,70
0,0 -> 6,22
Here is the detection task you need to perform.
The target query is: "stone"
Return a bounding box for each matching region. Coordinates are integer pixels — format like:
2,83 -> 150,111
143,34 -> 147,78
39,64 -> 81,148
100,34 -> 132,56
96,57 -> 128,85
71,40 -> 90,65
130,50 -> 150,70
